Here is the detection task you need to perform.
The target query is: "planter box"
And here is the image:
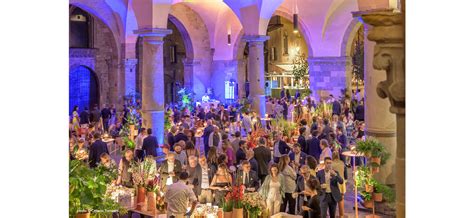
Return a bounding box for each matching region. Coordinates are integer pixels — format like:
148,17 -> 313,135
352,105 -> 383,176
363,199 -> 374,208
365,184 -> 374,192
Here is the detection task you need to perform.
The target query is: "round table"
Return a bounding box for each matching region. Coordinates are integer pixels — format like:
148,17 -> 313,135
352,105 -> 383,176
342,150 -> 365,218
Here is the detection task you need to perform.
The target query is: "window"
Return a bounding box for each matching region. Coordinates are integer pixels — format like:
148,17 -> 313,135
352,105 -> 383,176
69,7 -> 91,48
271,47 -> 277,61
283,32 -> 289,55
170,45 -> 177,63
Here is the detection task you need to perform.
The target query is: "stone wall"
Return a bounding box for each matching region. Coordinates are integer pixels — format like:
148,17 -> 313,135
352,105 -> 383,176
308,56 -> 350,100
93,19 -> 119,106
69,13 -> 119,107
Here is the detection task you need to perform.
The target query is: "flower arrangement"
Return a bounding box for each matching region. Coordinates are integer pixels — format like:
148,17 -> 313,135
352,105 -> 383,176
222,193 -> 234,212
146,176 -> 160,193
129,158 -> 157,187
177,87 -> 195,111
231,185 -> 245,209
242,192 -> 266,216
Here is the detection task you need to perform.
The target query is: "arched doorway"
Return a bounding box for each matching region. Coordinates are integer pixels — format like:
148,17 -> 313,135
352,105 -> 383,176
69,66 -> 99,114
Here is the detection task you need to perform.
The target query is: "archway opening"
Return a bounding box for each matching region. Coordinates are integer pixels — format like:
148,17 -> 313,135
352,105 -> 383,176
69,66 -> 99,114
265,15 -> 310,98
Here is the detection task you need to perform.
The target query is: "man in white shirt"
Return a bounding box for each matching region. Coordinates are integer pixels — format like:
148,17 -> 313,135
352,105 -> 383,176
165,172 -> 198,218
134,128 -> 146,161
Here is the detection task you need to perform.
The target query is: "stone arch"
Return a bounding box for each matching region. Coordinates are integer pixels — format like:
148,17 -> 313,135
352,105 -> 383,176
273,9 -> 313,58
169,3 -> 213,99
69,65 -> 100,114
168,14 -> 194,60
340,18 -> 364,92
341,18 -> 363,57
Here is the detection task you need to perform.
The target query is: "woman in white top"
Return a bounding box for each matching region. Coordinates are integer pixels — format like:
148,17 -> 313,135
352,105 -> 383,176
259,163 -> 285,216
278,155 -> 297,214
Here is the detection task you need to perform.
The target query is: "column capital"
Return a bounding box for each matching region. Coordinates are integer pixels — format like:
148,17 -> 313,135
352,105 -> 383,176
134,28 -> 172,37
361,9 -> 405,115
242,35 -> 270,43
134,28 -> 172,44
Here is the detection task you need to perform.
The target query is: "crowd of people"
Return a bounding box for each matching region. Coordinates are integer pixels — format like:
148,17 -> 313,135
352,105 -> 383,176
69,91 -> 366,218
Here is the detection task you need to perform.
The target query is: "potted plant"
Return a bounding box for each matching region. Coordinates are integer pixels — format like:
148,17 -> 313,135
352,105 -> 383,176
231,185 -> 245,218
374,183 -> 395,203
370,162 -> 380,174
129,158 -> 156,211
222,193 -> 234,218
361,191 -> 374,209
365,177 -> 376,193
145,176 -> 159,213
373,181 -> 384,202
69,160 -> 125,218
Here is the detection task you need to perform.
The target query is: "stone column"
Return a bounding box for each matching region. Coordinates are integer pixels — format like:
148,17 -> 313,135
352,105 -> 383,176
124,58 -> 138,95
182,58 -> 200,91
361,9 -> 405,217
307,56 -> 350,100
243,35 -> 269,117
362,23 -> 397,185
134,28 -> 172,145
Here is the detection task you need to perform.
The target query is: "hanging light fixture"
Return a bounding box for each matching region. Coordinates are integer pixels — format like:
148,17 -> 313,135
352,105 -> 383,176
227,25 -> 231,45
293,0 -> 299,33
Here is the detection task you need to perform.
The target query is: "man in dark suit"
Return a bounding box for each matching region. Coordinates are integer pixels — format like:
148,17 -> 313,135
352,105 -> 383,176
167,126 -> 176,151
88,132 -> 109,168
203,120 -> 214,155
217,105 -> 229,124
234,160 -> 260,192
143,128 -> 158,157
316,157 -> 344,218
331,95 -> 341,116
90,105 -> 101,124
159,153 -> 183,189
289,143 -> 307,167
273,132 -> 291,163
295,165 -> 317,215
253,137 -> 272,183
246,149 -> 259,174
194,155 -> 216,204
307,130 -> 322,164
79,107 -> 90,125
355,99 -> 365,121
235,140 -> 247,165
297,127 -> 308,153
282,100 -> 288,120
100,104 -> 111,132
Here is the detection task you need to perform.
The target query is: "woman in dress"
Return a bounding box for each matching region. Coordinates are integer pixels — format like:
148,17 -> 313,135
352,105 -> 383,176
71,106 -> 80,133
210,163 -> 233,206
259,163 -> 285,216
221,135 -> 235,168
278,155 -> 297,214
116,149 -> 135,188
301,178 -> 322,218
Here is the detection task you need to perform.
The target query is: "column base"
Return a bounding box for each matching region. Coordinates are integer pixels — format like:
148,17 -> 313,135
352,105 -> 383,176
251,94 -> 266,118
